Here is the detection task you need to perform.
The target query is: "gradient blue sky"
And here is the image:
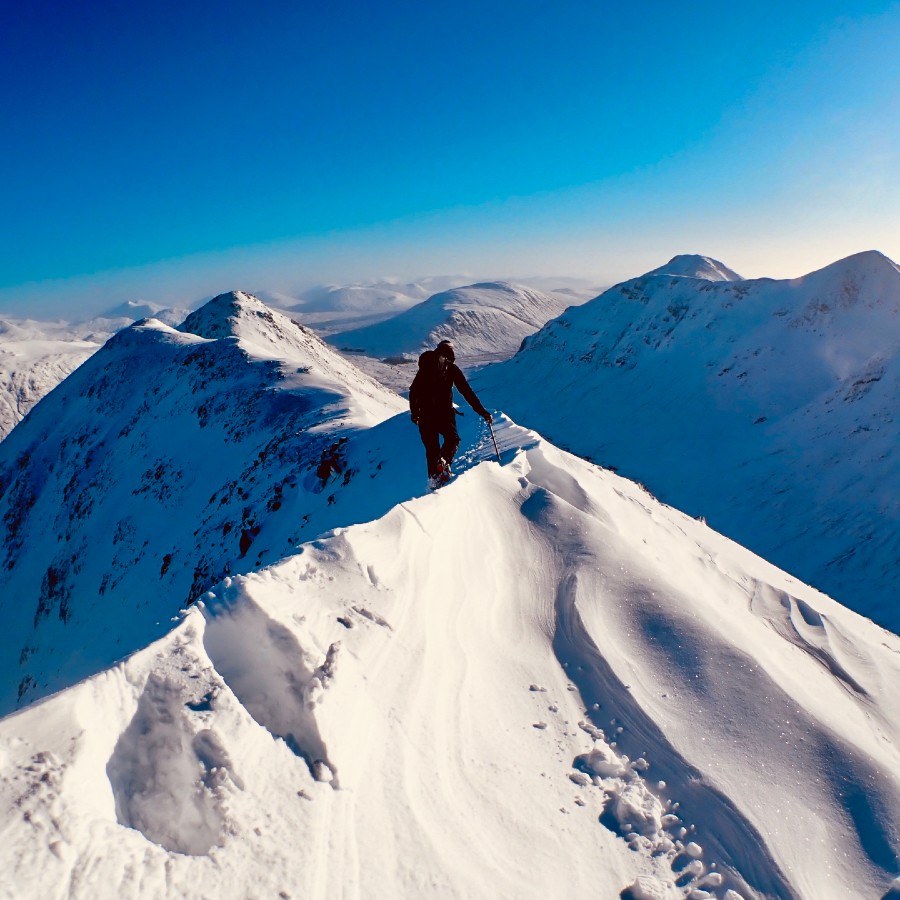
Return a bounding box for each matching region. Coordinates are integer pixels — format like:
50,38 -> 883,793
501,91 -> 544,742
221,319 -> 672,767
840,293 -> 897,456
2,0 -> 898,315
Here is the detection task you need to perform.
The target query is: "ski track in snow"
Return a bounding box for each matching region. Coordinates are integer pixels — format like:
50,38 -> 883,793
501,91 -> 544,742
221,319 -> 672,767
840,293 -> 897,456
1,412 -> 899,899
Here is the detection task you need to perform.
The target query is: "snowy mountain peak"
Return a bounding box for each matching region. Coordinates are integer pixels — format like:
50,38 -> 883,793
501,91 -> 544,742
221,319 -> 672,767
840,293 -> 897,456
462,280 -> 518,292
177,290 -> 273,340
477,249 -> 900,629
798,248 -> 900,284
177,290 -> 363,372
101,300 -> 170,320
645,254 -> 743,282
93,299 -> 193,328
329,281 -> 574,361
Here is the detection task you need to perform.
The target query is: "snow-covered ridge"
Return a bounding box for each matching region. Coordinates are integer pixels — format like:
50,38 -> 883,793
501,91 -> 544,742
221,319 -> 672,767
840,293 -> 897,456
477,250 -> 900,630
329,281 -> 576,361
1,415 -> 899,899
0,292 -> 403,714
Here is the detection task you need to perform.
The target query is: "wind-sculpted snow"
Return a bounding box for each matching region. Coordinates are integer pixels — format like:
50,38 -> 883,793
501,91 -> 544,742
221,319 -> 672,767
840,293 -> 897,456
202,589 -> 340,785
329,281 -> 575,362
0,291 -> 404,714
1,415 -> 899,899
476,250 -> 900,631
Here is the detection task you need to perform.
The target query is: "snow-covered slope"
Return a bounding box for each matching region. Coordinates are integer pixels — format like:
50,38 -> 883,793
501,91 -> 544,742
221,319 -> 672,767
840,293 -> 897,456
0,291 -> 403,714
477,251 -> 900,631
329,281 -> 575,362
0,320 -> 101,441
1,414 -> 899,899
0,303 -> 192,441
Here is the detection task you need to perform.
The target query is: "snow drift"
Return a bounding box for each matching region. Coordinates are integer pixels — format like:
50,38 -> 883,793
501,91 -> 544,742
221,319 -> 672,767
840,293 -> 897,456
329,281 -> 575,362
476,251 -> 900,631
1,414 -> 899,899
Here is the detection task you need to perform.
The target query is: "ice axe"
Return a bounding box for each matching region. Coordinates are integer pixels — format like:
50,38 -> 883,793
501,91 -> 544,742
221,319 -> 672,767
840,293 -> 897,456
486,416 -> 501,463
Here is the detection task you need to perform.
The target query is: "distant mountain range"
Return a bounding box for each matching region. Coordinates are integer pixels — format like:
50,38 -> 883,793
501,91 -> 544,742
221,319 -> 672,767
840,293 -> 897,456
329,281 -> 579,362
253,277 -> 473,335
0,279 -> 592,439
0,301 -> 190,440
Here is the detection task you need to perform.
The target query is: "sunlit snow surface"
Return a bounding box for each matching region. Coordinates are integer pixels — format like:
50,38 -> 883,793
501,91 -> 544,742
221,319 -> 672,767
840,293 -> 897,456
0,289 -> 898,900
1,413 -> 899,899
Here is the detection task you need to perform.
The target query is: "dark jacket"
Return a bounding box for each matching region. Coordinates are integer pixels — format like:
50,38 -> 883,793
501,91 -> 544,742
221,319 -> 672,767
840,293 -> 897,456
409,350 -> 488,423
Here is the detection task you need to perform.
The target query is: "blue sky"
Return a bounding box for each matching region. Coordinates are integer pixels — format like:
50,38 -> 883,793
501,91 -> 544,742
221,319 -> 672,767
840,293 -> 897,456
1,0 -> 898,314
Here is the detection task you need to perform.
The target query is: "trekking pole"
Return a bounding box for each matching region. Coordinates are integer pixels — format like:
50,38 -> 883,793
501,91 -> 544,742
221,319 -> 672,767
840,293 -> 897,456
487,417 -> 501,463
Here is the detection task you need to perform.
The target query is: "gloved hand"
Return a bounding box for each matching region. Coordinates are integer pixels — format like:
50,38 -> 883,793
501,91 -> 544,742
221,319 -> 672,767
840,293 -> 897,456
481,411 -> 493,424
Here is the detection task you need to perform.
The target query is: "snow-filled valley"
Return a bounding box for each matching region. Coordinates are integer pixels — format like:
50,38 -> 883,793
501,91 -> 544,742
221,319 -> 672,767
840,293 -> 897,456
1,283 -> 899,900
0,302 -> 191,441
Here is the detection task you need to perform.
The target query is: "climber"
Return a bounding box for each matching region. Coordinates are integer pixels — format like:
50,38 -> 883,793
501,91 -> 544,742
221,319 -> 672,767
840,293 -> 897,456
408,340 -> 492,489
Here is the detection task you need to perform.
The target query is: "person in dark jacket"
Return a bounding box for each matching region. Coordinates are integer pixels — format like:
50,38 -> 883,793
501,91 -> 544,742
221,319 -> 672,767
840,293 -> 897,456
409,340 -> 492,486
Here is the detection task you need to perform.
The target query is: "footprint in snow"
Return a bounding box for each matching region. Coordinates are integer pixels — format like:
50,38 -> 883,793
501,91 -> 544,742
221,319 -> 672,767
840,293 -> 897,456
106,672 -> 237,856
